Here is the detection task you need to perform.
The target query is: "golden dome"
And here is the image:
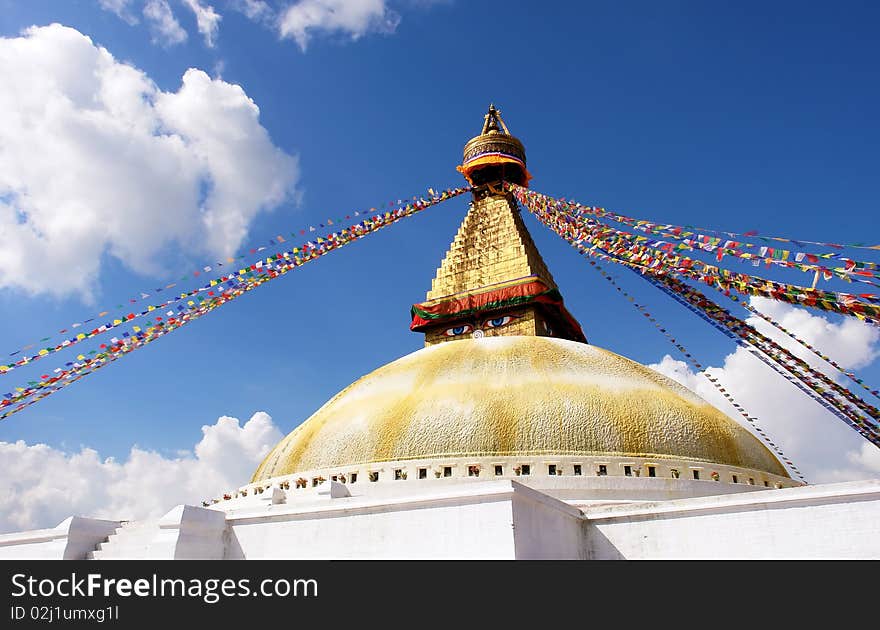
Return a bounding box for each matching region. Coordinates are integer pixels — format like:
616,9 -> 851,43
253,337 -> 788,481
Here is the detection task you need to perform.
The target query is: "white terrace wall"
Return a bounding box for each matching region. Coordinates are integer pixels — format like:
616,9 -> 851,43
226,481 -> 522,559
582,480 -> 880,560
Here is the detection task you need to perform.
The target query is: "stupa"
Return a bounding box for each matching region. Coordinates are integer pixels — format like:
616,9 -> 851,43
251,105 -> 792,493
3,106 -> 876,560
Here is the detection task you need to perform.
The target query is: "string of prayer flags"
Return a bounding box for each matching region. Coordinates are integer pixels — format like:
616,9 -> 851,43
585,259 -> 805,481
643,273 -> 880,447
3,186 -> 457,366
510,184 -> 880,324
639,267 -> 880,445
519,185 -> 880,259
517,184 -> 880,401
651,273 -> 880,421
509,184 -> 880,285
728,295 -> 880,401
516,184 -> 880,297
559,204 -> 880,288
0,187 -> 470,419
513,182 -> 880,448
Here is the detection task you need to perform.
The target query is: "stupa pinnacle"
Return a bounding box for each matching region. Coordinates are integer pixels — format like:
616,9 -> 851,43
456,104 -> 531,188
410,105 -> 586,346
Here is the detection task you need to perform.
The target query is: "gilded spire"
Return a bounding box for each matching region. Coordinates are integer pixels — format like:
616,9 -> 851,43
410,107 -> 585,347
425,194 -> 556,302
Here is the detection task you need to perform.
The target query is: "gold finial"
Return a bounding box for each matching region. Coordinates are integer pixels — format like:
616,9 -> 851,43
459,104 -> 529,188
481,104 -> 511,135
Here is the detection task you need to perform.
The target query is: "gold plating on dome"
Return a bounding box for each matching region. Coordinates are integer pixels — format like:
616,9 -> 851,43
252,337 -> 789,482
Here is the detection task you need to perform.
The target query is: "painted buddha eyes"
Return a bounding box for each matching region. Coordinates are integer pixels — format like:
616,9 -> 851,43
442,315 -> 516,337
443,324 -> 473,337
484,316 -> 513,328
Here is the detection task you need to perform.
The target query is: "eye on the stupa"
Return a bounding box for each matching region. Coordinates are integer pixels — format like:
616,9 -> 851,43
483,315 -> 515,329
443,323 -> 473,337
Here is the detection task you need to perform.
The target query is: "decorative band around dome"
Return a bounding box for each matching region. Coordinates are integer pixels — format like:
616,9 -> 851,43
463,134 -> 526,164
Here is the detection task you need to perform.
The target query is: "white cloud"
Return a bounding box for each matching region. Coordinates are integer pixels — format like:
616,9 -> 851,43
143,0 -> 188,46
181,0 -> 222,47
0,24 -> 299,299
231,0 -> 275,22
0,411 -> 282,534
648,298 -> 880,484
98,0 -> 139,25
279,0 -> 401,51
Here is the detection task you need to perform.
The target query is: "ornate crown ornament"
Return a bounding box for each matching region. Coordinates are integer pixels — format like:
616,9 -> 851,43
457,104 -> 531,187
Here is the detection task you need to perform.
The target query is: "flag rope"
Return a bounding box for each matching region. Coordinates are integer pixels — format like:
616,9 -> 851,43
585,258 -> 806,481
530,189 -> 880,265
512,184 -> 880,398
508,185 -> 880,321
0,187 -> 470,419
1,186 -> 462,369
513,184 -> 880,448
728,295 -> 880,401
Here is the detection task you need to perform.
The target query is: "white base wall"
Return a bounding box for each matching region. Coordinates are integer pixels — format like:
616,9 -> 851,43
1,479 -> 877,559
582,480 -> 880,559
228,482 -> 522,559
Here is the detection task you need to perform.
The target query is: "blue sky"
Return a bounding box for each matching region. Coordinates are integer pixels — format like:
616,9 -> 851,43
0,1 -> 878,523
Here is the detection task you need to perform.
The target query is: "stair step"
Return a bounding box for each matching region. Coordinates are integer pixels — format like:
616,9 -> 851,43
87,519 -> 161,560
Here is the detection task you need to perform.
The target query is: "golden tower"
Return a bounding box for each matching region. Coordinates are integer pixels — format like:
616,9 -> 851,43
410,105 -> 586,346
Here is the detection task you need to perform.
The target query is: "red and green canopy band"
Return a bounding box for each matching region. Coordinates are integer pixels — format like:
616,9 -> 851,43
410,277 -> 586,342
